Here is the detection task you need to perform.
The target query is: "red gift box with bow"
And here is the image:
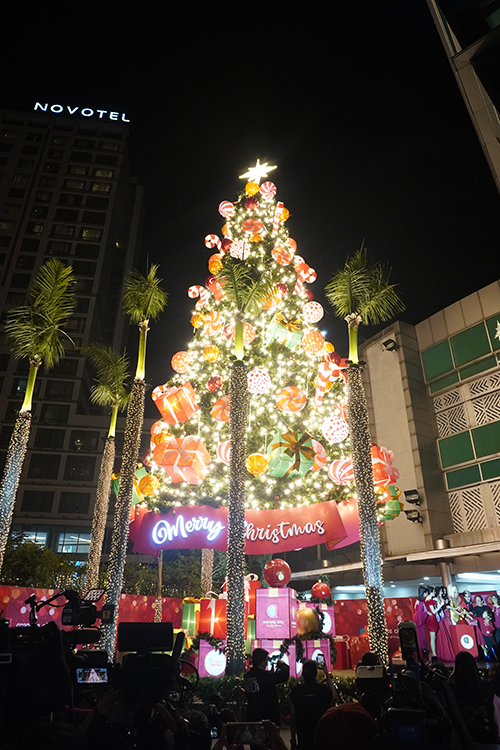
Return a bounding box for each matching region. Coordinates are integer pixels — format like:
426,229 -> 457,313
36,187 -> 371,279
152,381 -> 198,425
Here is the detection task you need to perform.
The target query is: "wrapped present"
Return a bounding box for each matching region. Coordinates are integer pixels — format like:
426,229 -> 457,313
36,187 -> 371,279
333,635 -> 351,669
304,639 -> 331,668
371,444 -> 400,487
181,600 -> 200,637
199,639 -> 226,677
255,587 -> 297,639
267,430 -> 315,478
302,602 -> 336,636
265,312 -> 303,350
150,419 -> 171,451
223,573 -> 260,617
152,381 -> 198,425
112,463 -> 149,506
199,598 -> 227,639
153,435 -> 210,484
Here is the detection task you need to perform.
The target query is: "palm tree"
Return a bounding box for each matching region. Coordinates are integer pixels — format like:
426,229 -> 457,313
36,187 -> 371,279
84,344 -> 129,591
216,256 -> 274,674
0,259 -> 75,573
325,247 -> 404,664
101,264 -> 167,658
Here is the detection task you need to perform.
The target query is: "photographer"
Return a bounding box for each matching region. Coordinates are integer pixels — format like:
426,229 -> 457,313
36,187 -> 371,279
243,648 -> 289,728
290,659 -> 335,750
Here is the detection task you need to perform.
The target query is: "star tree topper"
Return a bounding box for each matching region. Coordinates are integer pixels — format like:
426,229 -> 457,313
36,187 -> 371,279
239,159 -> 277,185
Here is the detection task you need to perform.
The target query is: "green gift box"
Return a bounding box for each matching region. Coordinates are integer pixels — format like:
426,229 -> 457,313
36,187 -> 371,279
267,430 -> 315,478
182,601 -> 197,635
265,313 -> 303,350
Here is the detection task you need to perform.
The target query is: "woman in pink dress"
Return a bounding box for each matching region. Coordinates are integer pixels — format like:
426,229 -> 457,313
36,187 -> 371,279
414,585 -> 428,657
425,588 -> 439,658
435,586 -> 455,663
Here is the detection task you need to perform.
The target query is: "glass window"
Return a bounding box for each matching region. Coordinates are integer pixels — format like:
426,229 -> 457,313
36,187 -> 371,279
85,195 -> 109,209
26,222 -> 44,235
10,273 -> 31,289
51,135 -> 67,145
12,527 -> 47,545
11,376 -> 40,398
0,252 -> 6,264
30,206 -> 48,219
93,168 -> 114,178
67,165 -> 88,176
64,178 -> 86,190
0,237 -> 9,247
6,292 -> 25,305
45,380 -> 73,399
21,238 -> 40,253
58,193 -> 82,207
22,146 -> 39,155
0,426 -> 12,448
74,279 -> 93,294
43,162 -> 60,174
39,176 -> 57,187
0,220 -> 15,230
54,208 -> 79,221
26,132 -> 42,142
34,428 -> 65,450
0,144 -> 12,153
47,148 -> 63,160
64,455 -> 95,482
51,359 -> 79,377
0,354 -> 9,371
80,228 -> 102,241
3,203 -> 20,215
21,491 -> 54,513
65,317 -> 86,333
91,182 -> 111,193
72,260 -> 96,276
28,453 -> 60,479
70,151 -> 92,163
5,401 -> 22,420
8,188 -> 25,198
99,141 -> 120,152
40,403 -> 70,424
74,297 -> 90,313
15,256 -> 35,270
1,130 -> 17,140
17,159 -> 35,169
46,240 -> 72,256
75,243 -> 99,259
52,224 -> 75,238
57,529 -> 91,554
12,173 -> 29,184
58,492 -> 90,514
95,154 -> 117,166
73,138 -> 95,149
82,211 -> 105,225
70,430 -> 99,451
35,190 -> 53,202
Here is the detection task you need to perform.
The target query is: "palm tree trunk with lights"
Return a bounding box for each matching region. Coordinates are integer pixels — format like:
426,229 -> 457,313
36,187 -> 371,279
85,430 -> 116,592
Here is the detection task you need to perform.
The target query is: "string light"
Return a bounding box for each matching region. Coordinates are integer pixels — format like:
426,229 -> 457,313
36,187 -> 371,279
0,411 -> 31,571
85,437 -> 115,591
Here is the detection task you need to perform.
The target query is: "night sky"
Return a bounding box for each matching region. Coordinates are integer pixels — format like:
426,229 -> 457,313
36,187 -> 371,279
2,2 -> 499,406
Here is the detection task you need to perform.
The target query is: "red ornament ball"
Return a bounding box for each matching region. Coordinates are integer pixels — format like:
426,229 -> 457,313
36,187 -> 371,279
221,238 -> 233,253
276,282 -> 288,297
311,581 -> 331,600
263,559 -> 291,588
207,376 -> 223,392
245,196 -> 259,211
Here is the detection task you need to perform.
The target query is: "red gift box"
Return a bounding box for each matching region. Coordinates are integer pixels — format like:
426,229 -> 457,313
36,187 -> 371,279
199,639 -> 226,677
199,598 -> 227,639
223,574 -> 260,617
152,381 -> 198,425
349,634 -> 370,666
450,623 -> 478,658
255,587 -> 297,639
304,639 -> 331,668
333,635 -> 351,670
153,435 -> 210,484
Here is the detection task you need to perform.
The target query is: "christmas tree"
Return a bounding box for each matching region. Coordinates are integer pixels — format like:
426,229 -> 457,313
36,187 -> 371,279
146,162 -> 401,669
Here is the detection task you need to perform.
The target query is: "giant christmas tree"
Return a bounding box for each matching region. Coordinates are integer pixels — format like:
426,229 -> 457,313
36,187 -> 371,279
146,163 -> 400,668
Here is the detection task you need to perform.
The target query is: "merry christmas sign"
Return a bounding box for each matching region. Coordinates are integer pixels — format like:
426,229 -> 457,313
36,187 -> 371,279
131,500 -> 352,556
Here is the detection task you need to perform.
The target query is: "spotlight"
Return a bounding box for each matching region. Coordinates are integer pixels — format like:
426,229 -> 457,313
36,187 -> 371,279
382,338 -> 397,352
404,489 -> 421,506
404,509 -> 422,523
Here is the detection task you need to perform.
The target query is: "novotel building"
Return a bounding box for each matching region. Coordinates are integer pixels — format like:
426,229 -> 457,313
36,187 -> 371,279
0,105 -> 146,558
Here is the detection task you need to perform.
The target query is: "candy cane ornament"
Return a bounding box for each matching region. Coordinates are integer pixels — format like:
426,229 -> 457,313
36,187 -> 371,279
188,285 -> 211,310
314,359 -> 342,407
272,201 -> 284,235
205,234 -> 222,251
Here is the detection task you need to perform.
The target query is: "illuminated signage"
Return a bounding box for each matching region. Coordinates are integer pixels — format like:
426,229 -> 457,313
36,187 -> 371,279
152,514 -> 225,545
33,102 -> 130,122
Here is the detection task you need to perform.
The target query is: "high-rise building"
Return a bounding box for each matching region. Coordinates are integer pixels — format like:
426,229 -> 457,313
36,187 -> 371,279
0,105 -> 143,560
427,0 -> 500,192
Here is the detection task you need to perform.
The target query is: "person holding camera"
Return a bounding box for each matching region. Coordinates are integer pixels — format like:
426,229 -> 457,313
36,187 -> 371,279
243,648 -> 290,728
290,659 -> 335,750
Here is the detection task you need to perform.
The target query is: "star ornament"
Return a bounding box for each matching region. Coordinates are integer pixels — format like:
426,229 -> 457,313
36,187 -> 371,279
239,159 -> 277,185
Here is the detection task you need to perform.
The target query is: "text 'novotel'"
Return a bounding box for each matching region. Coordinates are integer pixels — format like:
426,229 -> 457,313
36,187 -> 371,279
34,103 -> 130,122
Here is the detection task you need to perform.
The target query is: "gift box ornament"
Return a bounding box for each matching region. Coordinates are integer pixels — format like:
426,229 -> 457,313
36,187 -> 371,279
181,601 -> 198,636
267,430 -> 315,478
265,312 -> 303,350
152,381 -> 198,425
153,435 -> 210,484
198,639 -> 227,677
255,587 -> 297,639
199,598 -> 227,639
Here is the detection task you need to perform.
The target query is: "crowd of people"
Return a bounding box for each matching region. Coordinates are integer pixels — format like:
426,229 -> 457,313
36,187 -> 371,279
414,584 -> 500,662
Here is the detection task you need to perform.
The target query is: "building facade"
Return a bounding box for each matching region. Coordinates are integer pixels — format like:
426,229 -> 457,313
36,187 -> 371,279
0,107 -> 143,560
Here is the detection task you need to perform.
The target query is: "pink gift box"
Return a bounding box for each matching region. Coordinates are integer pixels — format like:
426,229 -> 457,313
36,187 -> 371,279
250,639 -> 299,678
255,587 -> 297,639
153,435 -> 210,484
198,639 -> 226,677
301,602 -> 336,636
304,639 -> 331,668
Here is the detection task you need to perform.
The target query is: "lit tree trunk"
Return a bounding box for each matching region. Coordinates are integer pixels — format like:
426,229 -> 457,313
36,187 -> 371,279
201,547 -> 214,595
226,359 -> 247,675
154,550 -> 163,623
0,410 -> 32,573
85,433 -> 116,591
101,378 -> 146,659
347,362 -> 388,664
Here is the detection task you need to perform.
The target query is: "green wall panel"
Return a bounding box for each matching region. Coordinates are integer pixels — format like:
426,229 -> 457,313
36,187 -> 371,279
421,340 -> 454,382
450,323 -> 490,367
486,316 -> 500,352
472,421 -> 500,458
446,464 -> 481,490
459,355 -> 497,381
481,458 -> 500,481
429,372 -> 459,393
438,431 -> 475,468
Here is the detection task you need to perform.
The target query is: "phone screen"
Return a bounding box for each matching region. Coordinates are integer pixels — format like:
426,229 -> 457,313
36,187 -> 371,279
76,667 -> 108,684
226,723 -> 269,745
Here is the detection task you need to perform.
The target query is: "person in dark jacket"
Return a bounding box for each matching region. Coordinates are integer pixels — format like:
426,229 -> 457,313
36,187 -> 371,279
243,648 -> 290,727
290,659 -> 334,750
